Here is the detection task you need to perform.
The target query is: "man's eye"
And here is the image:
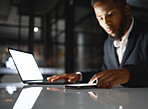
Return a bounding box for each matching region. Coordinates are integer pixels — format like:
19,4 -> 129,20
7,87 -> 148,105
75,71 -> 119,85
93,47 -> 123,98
108,12 -> 113,17
98,17 -> 103,21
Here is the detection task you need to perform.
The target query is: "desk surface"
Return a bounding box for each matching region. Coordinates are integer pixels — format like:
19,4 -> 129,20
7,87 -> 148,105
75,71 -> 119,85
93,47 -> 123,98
0,82 -> 148,109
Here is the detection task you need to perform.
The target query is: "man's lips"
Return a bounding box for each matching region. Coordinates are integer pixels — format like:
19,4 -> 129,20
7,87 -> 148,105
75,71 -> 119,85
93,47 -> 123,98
107,29 -> 113,34
106,27 -> 114,34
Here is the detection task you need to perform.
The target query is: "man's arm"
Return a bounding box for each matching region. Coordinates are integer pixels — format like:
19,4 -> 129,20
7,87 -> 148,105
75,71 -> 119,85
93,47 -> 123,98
121,65 -> 148,87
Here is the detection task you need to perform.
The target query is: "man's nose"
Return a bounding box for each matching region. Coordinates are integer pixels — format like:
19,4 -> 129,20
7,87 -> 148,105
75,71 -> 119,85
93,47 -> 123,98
104,16 -> 111,26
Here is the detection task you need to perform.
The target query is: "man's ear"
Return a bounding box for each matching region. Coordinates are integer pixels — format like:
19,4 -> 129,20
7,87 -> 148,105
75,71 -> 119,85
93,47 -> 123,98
124,4 -> 130,15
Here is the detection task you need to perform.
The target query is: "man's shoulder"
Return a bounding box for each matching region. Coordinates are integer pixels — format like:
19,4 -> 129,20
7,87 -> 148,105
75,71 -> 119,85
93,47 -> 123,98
134,18 -> 148,31
133,18 -> 148,44
136,18 -> 148,37
104,38 -> 113,47
130,17 -> 148,41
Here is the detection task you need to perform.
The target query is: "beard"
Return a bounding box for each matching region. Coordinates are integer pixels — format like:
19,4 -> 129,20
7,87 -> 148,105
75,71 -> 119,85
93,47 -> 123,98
108,16 -> 127,41
108,28 -> 124,41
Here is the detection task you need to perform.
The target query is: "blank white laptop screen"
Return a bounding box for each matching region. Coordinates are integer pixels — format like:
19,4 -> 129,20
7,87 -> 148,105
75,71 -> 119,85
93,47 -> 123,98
9,49 -> 43,81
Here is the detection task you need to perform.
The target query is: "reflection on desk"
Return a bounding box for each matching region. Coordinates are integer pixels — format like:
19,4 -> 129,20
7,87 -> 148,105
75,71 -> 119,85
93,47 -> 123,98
13,87 -> 43,109
0,83 -> 148,109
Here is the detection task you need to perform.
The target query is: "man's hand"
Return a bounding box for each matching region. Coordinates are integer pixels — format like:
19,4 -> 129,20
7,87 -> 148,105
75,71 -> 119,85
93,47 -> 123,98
89,68 -> 130,88
47,73 -> 81,83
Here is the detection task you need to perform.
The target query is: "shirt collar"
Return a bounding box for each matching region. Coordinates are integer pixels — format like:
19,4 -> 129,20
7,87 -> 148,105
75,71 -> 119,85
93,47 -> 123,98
114,17 -> 134,48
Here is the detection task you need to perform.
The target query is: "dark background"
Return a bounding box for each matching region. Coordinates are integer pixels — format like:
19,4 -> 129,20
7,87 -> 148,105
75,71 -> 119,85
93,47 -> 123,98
0,0 -> 148,73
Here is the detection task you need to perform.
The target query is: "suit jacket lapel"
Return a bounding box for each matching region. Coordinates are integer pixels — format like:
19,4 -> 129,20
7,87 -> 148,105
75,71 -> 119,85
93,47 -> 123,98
120,19 -> 140,67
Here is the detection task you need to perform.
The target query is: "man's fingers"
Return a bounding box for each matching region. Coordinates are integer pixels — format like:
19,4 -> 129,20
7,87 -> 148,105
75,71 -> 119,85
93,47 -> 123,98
68,75 -> 80,82
99,78 -> 120,88
109,78 -> 122,87
89,68 -> 130,88
89,72 -> 104,84
47,73 -> 80,83
51,76 -> 62,82
47,77 -> 53,81
98,73 -> 117,88
47,75 -> 65,82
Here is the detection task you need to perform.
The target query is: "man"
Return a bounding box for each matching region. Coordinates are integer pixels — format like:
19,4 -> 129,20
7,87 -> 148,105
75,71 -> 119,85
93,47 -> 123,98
47,0 -> 148,88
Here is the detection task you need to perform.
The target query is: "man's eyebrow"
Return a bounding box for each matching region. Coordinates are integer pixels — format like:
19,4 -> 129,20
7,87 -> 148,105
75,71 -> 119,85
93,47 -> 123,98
97,9 -> 114,17
106,9 -> 114,13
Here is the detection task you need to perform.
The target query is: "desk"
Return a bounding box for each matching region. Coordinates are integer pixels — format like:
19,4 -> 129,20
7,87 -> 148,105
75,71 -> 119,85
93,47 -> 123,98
0,82 -> 148,109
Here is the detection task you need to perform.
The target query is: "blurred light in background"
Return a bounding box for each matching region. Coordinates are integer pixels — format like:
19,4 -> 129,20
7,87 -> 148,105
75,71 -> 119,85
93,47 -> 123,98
5,86 -> 17,95
34,27 -> 38,32
5,57 -> 16,69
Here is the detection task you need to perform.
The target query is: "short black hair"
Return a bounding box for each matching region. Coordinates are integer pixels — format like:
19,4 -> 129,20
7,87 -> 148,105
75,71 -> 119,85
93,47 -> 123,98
91,0 -> 127,7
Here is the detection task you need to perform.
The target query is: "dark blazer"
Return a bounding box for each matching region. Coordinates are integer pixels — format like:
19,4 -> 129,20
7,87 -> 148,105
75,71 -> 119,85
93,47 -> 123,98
81,18 -> 148,87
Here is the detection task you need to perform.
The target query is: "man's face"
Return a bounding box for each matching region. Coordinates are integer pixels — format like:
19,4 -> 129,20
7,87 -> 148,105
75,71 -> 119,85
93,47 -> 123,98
94,0 -> 128,40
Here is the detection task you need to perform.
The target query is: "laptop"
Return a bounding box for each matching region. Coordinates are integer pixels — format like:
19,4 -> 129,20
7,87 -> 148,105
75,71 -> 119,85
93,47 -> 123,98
8,48 -> 68,85
13,87 -> 42,109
